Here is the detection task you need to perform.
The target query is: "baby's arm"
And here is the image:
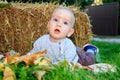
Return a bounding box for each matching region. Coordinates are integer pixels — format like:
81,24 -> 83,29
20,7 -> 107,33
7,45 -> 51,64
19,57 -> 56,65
64,42 -> 79,63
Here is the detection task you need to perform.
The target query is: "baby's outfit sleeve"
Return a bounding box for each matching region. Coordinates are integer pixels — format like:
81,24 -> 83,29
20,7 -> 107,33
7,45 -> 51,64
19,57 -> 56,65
27,38 -> 42,55
63,40 -> 79,63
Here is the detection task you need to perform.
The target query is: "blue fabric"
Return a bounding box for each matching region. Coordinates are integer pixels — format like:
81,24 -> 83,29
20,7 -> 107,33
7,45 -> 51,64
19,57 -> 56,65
84,45 -> 98,55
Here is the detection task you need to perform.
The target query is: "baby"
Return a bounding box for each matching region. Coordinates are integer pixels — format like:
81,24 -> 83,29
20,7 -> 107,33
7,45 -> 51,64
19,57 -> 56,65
27,7 -> 79,64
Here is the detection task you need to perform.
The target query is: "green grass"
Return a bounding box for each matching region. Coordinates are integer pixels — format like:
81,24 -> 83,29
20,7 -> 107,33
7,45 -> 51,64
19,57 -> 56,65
42,41 -> 120,80
0,3 -> 11,8
92,41 -> 120,64
1,40 -> 120,80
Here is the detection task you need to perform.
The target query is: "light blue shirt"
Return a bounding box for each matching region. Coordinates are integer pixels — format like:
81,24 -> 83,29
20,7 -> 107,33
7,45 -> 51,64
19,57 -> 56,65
28,34 -> 78,64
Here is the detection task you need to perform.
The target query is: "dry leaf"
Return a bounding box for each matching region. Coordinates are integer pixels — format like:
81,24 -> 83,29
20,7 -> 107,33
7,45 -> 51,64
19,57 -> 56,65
0,63 -> 4,72
3,66 -> 16,80
35,70 -> 46,80
34,57 -> 51,66
23,50 -> 47,65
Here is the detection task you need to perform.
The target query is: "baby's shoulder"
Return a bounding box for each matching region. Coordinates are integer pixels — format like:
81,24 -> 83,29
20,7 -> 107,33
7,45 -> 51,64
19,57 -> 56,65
40,34 -> 49,39
36,34 -> 49,42
62,38 -> 74,46
64,38 -> 73,43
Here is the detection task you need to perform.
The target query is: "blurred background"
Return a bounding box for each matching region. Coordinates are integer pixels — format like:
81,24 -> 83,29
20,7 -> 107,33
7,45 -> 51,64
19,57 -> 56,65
1,0 -> 120,36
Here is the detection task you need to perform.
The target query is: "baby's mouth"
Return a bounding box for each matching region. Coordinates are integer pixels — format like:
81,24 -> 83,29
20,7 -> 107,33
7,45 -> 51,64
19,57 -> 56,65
54,29 -> 60,34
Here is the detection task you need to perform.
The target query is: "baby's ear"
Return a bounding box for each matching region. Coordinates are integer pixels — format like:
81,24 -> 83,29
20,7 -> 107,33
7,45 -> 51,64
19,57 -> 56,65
67,28 -> 74,37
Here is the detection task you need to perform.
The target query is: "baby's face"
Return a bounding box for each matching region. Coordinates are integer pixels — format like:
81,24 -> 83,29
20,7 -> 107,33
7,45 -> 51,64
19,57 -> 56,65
47,9 -> 73,42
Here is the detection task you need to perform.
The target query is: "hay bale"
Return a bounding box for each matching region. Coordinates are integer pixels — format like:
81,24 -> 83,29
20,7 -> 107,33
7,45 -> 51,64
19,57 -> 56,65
0,2 -> 92,54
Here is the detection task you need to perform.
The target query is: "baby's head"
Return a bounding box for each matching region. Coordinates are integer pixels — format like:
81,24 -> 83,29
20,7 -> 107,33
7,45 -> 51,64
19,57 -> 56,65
47,6 -> 75,42
52,7 -> 75,28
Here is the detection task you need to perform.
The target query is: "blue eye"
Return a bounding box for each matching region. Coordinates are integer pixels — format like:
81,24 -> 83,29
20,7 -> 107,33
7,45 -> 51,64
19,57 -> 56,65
64,21 -> 68,25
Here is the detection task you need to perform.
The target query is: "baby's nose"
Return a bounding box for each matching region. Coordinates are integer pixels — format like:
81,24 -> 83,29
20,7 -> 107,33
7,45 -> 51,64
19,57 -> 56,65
57,22 -> 62,27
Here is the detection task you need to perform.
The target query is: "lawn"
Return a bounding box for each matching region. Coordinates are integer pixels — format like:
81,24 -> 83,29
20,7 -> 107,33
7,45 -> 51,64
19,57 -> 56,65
0,40 -> 120,80
42,40 -> 120,80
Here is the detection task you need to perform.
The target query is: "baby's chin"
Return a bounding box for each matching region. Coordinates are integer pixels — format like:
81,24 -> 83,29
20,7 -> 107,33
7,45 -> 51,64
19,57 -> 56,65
49,35 -> 64,42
